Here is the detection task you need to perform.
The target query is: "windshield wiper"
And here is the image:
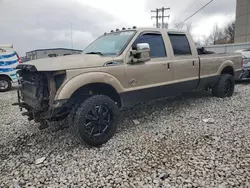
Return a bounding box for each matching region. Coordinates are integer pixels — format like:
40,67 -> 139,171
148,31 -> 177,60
85,52 -> 103,55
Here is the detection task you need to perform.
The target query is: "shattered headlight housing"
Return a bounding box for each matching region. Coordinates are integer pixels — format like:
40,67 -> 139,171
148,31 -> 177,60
53,71 -> 66,90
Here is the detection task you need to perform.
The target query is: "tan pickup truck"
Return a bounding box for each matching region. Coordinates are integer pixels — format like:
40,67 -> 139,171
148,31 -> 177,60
15,27 -> 242,146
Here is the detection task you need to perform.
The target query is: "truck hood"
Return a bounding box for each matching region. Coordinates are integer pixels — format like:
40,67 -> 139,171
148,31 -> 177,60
22,54 -> 113,71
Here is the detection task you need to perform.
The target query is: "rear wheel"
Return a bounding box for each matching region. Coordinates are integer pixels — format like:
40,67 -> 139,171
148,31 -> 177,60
73,95 -> 120,147
212,74 -> 234,98
0,76 -> 12,92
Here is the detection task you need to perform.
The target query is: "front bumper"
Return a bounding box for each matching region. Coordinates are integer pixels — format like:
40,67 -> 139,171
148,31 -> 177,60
235,70 -> 242,80
14,94 -> 70,121
238,69 -> 250,80
14,82 -> 71,121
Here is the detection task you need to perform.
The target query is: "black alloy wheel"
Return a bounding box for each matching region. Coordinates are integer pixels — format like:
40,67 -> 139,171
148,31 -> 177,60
223,78 -> 232,97
84,104 -> 113,138
73,95 -> 119,146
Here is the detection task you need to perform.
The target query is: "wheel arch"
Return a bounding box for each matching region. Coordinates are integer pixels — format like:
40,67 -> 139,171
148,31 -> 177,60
0,73 -> 12,81
69,82 -> 123,107
220,66 -> 234,76
217,60 -> 235,76
55,72 -> 124,107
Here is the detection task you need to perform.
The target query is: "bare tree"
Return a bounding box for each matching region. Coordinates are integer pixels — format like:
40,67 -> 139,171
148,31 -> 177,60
202,21 -> 235,45
201,35 -> 211,46
175,21 -> 235,46
224,21 -> 235,43
205,25 -> 225,45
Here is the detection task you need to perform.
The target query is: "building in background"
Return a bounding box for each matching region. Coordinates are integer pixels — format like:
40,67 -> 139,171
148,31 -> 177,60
235,0 -> 250,43
26,48 -> 82,60
20,56 -> 31,63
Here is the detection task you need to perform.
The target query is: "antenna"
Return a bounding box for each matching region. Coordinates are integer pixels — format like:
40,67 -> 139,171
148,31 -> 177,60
70,22 -> 74,52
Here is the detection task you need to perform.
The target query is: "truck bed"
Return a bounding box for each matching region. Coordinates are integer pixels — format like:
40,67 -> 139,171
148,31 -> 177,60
199,53 -> 242,79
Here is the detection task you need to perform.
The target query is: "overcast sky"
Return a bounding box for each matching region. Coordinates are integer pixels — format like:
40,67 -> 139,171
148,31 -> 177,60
0,0 -> 236,56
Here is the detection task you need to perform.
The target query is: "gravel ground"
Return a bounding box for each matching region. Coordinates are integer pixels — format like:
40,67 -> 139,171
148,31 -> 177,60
1,84 -> 250,188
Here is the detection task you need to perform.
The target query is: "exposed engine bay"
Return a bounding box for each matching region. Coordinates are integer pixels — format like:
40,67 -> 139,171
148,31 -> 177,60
15,64 -> 67,122
19,72 -> 50,111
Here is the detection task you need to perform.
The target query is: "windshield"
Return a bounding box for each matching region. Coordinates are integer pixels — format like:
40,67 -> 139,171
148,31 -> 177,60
83,31 -> 136,55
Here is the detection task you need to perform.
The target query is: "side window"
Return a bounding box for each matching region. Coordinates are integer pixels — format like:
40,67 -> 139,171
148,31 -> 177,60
133,33 -> 167,58
168,34 -> 192,55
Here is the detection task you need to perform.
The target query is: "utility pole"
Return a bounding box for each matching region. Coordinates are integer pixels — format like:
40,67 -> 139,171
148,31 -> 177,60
151,9 -> 159,28
151,7 -> 170,28
161,7 -> 170,29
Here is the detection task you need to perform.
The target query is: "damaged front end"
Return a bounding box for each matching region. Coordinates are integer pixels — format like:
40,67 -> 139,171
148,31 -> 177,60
14,64 -> 68,123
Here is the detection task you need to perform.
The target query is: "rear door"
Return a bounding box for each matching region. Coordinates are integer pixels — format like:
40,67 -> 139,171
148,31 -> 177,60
167,33 -> 199,93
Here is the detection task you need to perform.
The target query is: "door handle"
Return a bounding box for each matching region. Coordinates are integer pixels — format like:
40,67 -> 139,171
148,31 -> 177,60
167,63 -> 170,71
192,61 -> 195,67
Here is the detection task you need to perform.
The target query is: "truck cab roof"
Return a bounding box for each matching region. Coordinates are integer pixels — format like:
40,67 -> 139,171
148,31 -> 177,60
105,27 -> 187,35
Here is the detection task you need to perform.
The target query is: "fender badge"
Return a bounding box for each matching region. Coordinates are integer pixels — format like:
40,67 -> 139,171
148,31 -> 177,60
129,79 -> 137,86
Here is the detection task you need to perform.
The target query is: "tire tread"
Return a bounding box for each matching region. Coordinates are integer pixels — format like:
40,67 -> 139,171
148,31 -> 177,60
212,74 -> 234,98
72,95 -> 119,147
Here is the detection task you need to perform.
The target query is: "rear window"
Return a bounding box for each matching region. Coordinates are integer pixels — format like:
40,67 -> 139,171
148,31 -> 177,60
168,34 -> 192,56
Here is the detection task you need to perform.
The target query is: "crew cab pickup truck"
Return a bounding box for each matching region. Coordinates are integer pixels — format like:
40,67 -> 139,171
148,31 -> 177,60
15,27 -> 242,146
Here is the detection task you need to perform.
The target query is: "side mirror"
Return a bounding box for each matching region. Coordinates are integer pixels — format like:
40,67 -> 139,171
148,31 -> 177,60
130,43 -> 151,63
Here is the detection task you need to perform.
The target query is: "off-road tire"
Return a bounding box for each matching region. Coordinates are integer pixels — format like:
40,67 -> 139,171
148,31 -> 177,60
38,120 -> 49,130
73,95 -> 120,147
0,76 -> 12,92
212,74 -> 234,98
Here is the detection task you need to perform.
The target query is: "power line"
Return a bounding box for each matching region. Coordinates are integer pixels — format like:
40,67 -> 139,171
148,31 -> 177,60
173,0 -> 199,25
178,0 -> 198,16
180,0 -> 199,15
176,0 -> 213,28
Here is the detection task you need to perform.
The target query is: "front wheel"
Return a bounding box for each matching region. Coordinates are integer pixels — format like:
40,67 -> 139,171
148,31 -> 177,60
212,74 -> 235,98
0,76 -> 12,92
73,95 -> 120,147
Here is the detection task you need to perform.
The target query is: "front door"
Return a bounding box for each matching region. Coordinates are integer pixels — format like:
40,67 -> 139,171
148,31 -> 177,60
122,32 -> 173,106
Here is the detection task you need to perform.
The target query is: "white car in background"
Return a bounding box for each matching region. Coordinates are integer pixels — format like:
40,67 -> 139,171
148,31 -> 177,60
235,49 -> 250,80
0,45 -> 22,92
